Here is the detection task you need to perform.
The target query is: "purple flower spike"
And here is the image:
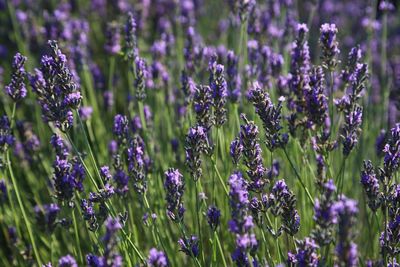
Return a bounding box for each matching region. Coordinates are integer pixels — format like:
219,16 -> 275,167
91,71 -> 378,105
148,248 -> 169,267
5,53 -> 27,101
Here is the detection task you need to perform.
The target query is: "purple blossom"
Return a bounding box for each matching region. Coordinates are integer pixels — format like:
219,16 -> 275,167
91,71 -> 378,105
207,205 -> 221,231
105,22 -> 121,55
319,23 -> 340,70
5,53 -> 27,101
164,168 -> 185,222
58,254 -> 78,267
148,248 -> 169,267
178,235 -> 199,258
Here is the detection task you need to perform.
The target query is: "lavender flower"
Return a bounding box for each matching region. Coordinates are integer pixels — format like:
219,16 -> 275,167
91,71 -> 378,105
86,217 -> 123,267
228,171 -> 258,266
287,237 -> 319,267
226,50 -> 241,102
289,23 -> 310,113
230,138 -> 243,165
148,248 -> 169,267
5,53 -> 27,101
105,22 -> 121,55
319,23 -> 340,70
164,168 -> 185,222
247,82 -> 287,151
185,125 -> 209,181
135,57 -> 148,101
34,203 -> 60,233
193,85 -> 213,130
383,124 -> 400,178
124,12 -> 137,60
360,161 -> 381,211
0,116 -> 15,154
127,135 -> 147,194
305,66 -> 328,127
333,196 -> 359,267
181,70 -> 196,105
270,179 -> 300,235
239,114 -> 268,191
178,235 -> 199,258
207,205 -> 221,231
0,179 -> 7,204
30,41 -> 81,131
209,57 -> 228,127
58,254 -> 78,267
312,180 -> 337,246
113,114 -> 129,144
341,106 -> 363,156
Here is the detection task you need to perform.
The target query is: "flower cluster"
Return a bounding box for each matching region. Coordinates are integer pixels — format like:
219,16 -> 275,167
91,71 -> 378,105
164,168 -> 185,222
248,82 -> 287,151
29,41 -> 81,131
5,53 -> 27,102
228,171 -> 258,266
51,134 -> 85,204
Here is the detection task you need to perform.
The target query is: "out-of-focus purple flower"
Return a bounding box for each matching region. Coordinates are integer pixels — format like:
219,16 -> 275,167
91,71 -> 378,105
333,196 -> 359,267
287,237 -> 319,266
34,203 -> 60,233
5,53 -> 27,101
87,217 -> 123,267
164,168 -> 185,222
181,70 -> 196,105
319,23 -> 340,70
58,254 -> 78,267
148,248 -> 169,267
226,50 -> 241,102
125,12 -> 137,60
79,106 -> 93,120
288,23 -> 310,120
103,91 -> 114,110
105,22 -> 121,55
135,57 -> 148,101
178,235 -> 199,258
207,205 -> 221,231
312,180 -> 337,246
0,179 -> 7,204
379,1 -> 395,12
113,114 -> 129,144
376,129 -> 387,157
0,116 -> 15,154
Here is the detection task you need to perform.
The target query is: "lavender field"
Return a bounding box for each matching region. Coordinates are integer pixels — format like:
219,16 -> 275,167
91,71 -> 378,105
0,0 -> 400,266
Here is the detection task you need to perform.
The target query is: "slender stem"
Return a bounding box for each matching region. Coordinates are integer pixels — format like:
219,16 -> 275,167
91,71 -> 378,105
72,207 -> 84,264
282,147 -> 314,205
194,181 -> 205,265
6,151 -> 42,265
211,156 -> 229,196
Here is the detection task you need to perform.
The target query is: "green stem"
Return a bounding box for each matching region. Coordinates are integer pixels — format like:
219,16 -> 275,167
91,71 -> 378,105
72,207 -> 84,264
6,151 -> 42,265
282,147 -> 314,205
